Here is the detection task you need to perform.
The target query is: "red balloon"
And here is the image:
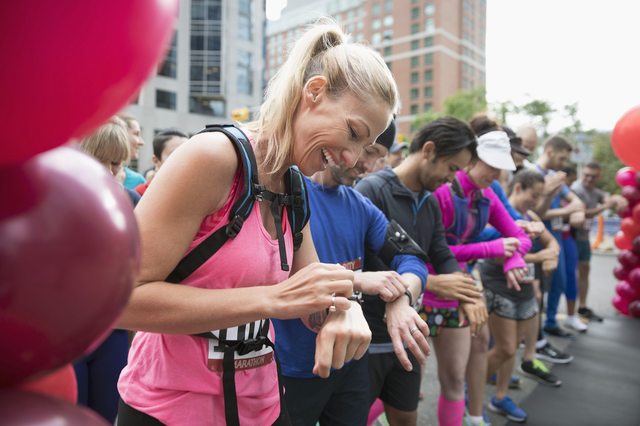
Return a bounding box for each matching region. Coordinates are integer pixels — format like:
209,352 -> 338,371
616,280 -> 640,302
618,250 -> 640,268
622,186 -> 640,206
614,264 -> 630,281
0,391 -> 108,425
629,300 -> 640,318
615,232 -> 634,251
632,204 -> 640,224
612,294 -> 630,316
616,167 -> 637,187
618,205 -> 632,219
629,268 -> 640,291
612,105 -> 640,170
0,1 -> 178,165
17,365 -> 77,404
621,218 -> 640,238
0,147 -> 140,385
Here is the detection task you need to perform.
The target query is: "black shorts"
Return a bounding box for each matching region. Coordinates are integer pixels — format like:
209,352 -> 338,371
368,351 -> 421,412
282,354 -> 370,426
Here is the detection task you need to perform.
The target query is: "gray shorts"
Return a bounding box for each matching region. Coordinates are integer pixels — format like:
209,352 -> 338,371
485,288 -> 538,321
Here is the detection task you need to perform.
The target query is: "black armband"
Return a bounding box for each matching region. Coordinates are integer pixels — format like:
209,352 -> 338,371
347,291 -> 364,305
403,289 -> 413,307
378,220 -> 428,265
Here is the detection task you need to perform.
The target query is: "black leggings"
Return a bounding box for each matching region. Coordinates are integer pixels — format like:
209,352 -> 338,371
117,399 -> 291,426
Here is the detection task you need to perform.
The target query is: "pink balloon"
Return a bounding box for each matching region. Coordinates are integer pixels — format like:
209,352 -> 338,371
0,1 -> 178,165
629,268 -> 640,291
0,391 -> 109,425
0,147 -> 140,385
616,167 -> 637,187
614,264 -> 630,281
622,186 -> 640,206
616,280 -> 640,302
618,206 -> 632,219
629,300 -> 640,318
618,250 -> 640,269
612,294 -> 630,316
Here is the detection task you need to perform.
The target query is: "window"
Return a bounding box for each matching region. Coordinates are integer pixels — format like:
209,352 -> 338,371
411,7 -> 419,19
238,0 -> 252,41
411,40 -> 419,50
189,96 -> 225,116
156,90 -> 177,110
424,4 -> 435,16
424,69 -> 433,81
423,86 -> 433,98
411,23 -> 419,34
424,36 -> 433,47
372,3 -> 380,15
237,50 -> 253,95
411,72 -> 418,84
423,102 -> 432,112
158,32 -> 177,78
372,19 -> 381,30
383,29 -> 393,41
410,88 -> 419,100
425,18 -> 435,33
410,104 -> 418,115
424,53 -> 433,65
383,16 -> 394,26
411,56 -> 419,67
384,0 -> 393,13
372,33 -> 382,45
383,46 -> 392,56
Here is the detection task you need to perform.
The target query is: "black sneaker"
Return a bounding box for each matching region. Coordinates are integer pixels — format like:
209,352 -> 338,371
543,325 -> 575,338
536,342 -> 574,364
578,307 -> 604,322
519,359 -> 562,387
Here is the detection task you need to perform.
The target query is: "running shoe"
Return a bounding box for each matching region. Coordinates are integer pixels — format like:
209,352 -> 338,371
535,342 -> 574,364
578,307 -> 604,322
488,396 -> 527,423
564,315 -> 588,332
487,373 -> 522,389
462,412 -> 491,426
519,359 -> 562,387
543,325 -> 575,338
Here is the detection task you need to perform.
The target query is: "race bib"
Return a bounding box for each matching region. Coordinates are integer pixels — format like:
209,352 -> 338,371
550,217 -> 563,231
206,320 -> 274,372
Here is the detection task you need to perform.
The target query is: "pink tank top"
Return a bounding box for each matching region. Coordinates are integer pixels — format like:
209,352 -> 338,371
118,144 -> 293,425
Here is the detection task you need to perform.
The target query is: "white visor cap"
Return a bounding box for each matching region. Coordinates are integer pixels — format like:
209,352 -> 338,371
476,130 -> 516,171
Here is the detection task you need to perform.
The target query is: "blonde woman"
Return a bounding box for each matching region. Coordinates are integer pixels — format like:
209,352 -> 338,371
116,21 -> 399,426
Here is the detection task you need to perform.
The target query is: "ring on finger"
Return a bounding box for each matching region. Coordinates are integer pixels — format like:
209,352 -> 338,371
329,293 -> 337,312
409,327 -> 419,335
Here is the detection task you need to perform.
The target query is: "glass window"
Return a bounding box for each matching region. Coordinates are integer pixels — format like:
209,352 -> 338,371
383,15 -> 394,26
410,88 -> 419,100
424,36 -> 433,47
383,46 -> 392,56
411,40 -> 419,50
423,86 -> 433,98
191,34 -> 204,50
425,18 -> 435,33
158,32 -> 177,78
411,23 -> 419,34
372,3 -> 380,16
424,53 -> 433,65
372,32 -> 382,44
207,3 -> 221,20
191,2 -> 205,19
156,90 -> 177,110
238,0 -> 252,41
383,29 -> 393,40
372,19 -> 381,30
424,4 -> 435,16
410,104 -> 418,115
411,72 -> 418,84
423,102 -> 432,112
206,34 -> 221,50
424,69 -> 433,81
411,7 -> 419,19
189,96 -> 225,116
384,0 -> 393,13
411,56 -> 419,68
237,50 -> 253,95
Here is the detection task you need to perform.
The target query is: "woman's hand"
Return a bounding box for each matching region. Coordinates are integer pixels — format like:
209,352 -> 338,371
269,263 -> 354,320
502,237 -> 521,258
313,302 -> 371,378
459,298 -> 488,337
428,273 -> 482,303
384,296 -> 430,371
355,271 -> 408,302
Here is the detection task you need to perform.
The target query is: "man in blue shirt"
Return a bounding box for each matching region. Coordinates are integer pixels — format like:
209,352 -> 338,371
273,122 -> 429,426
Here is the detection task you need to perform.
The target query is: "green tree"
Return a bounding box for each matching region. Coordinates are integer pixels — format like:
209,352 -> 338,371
588,130 -> 624,194
520,99 -> 555,137
491,100 -> 518,124
411,87 -> 487,131
561,102 -> 583,135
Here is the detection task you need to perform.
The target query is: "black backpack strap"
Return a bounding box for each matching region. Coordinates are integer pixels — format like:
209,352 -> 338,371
166,124 -> 259,284
284,166 -> 310,251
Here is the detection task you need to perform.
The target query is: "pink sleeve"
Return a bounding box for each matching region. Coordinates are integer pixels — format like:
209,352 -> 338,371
485,188 -> 532,272
433,184 -> 453,230
448,239 -> 504,262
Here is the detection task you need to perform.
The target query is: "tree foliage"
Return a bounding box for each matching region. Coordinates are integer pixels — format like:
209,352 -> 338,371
587,131 -> 624,195
412,87 -> 487,131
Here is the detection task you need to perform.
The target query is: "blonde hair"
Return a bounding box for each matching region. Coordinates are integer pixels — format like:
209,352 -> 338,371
248,19 -> 399,173
80,116 -> 130,165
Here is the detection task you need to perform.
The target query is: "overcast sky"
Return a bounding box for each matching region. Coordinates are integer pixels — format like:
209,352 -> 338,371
267,0 -> 640,132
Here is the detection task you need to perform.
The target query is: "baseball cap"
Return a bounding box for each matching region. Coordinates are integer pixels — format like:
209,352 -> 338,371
476,130 -> 516,171
502,125 -> 531,157
375,119 -> 396,151
390,141 -> 408,154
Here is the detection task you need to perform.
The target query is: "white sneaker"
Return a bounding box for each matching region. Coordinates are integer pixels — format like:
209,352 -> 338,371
564,315 -> 588,332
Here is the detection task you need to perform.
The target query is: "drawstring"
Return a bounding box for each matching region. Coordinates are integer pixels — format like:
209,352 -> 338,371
255,185 -> 290,272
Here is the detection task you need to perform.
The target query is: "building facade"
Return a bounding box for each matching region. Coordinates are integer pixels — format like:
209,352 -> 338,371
127,0 -> 266,172
266,0 -> 486,136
